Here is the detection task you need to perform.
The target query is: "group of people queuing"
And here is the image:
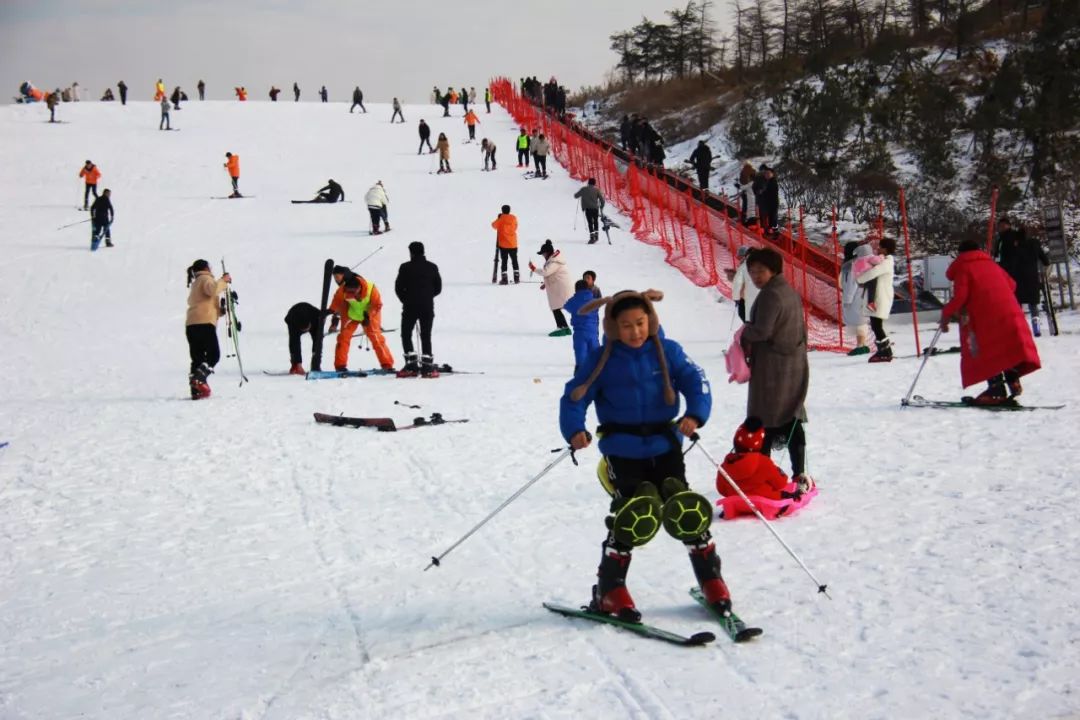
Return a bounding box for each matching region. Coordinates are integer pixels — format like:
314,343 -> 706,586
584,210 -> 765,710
618,114 -> 666,167
432,86 -> 491,118
733,161 -> 781,234
514,127 -> 552,177
520,76 -> 568,117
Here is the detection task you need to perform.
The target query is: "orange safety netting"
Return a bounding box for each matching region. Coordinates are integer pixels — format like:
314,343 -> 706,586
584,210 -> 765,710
491,77 -> 850,352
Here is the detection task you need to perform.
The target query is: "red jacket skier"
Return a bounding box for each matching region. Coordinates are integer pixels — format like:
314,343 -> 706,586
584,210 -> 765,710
939,239 -> 1041,404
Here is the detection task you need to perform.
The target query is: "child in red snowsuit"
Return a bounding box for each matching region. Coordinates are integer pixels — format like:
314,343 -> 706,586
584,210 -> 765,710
717,417 -> 814,520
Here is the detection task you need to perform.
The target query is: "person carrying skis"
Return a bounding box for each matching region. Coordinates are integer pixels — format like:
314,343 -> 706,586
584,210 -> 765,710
159,95 -> 171,130
365,180 -> 389,234
312,179 -> 345,203
350,86 -> 366,113
284,302 -> 323,375
516,127 -> 530,168
573,178 -> 605,244
532,133 -> 550,178
435,133 -> 451,173
688,140 -> 712,192
739,247 -> 813,492
563,279 -> 600,372
185,259 -> 232,399
395,241 -> 443,378
79,160 -> 101,209
529,239 -> 572,336
418,119 -> 434,153
464,109 -> 480,140
491,204 -> 519,284
994,217 -> 1050,337
329,268 -> 394,371
559,288 -> 728,622
939,237 -> 1041,404
89,188 -> 114,250
481,138 -> 496,170
391,97 -> 405,123
223,152 -> 241,198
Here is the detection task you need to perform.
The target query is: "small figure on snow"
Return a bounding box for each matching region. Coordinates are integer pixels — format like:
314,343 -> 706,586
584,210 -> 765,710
89,188 -> 114,250
78,160 -> 101,209
159,95 -> 171,130
310,178 -> 345,203
528,240 -> 572,336
365,180 -> 389,234
185,260 -> 232,399
391,97 -> 404,123
350,86 -> 366,113
395,242 -> 443,378
223,152 -> 241,198
491,205 -> 519,284
319,85 -> 328,103
573,178 -> 605,244
939,238 -> 1041,405
559,289 -> 729,621
464,109 -> 480,141
480,138 -> 496,170
516,127 -> 530,168
418,119 -> 434,154
435,133 -> 451,173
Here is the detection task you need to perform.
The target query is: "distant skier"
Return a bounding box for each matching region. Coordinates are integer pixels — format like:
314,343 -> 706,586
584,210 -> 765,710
994,217 -> 1050,337
293,82 -> 300,101
939,238 -> 1042,404
350,86 -> 366,113
491,205 -> 519,284
395,241 -> 443,378
469,86 -> 477,105
223,152 -> 241,198
79,160 -> 101,209
117,80 -> 127,105
417,119 -> 434,154
89,188 -> 114,250
197,79 -> 205,100
563,279 -> 600,372
328,267 -> 394,371
46,90 -> 59,122
284,302 -> 322,375
391,97 -> 404,123
308,179 -> 345,203
528,240 -> 573,335
439,90 -> 450,117
460,84 -> 469,114
464,109 -> 480,140
269,86 -> 281,101
155,78 -> 166,101
532,133 -> 551,179
484,86 -> 492,113
574,178 -> 605,244
365,180 -> 390,234
481,138 -> 496,170
688,140 -> 712,192
159,96 -> 171,130
171,86 -> 182,110
320,86 -> 328,103
559,289 -> 725,622
185,259 -> 232,399
516,127 -> 530,168
435,133 -> 451,173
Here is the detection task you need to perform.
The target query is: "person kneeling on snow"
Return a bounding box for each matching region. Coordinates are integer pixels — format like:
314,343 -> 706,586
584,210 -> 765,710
717,417 -> 816,520
563,279 -> 600,373
559,289 -> 734,621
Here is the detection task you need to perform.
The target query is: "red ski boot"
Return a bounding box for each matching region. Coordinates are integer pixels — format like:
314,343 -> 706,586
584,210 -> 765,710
590,541 -> 640,622
688,538 -> 732,614
289,363 -> 305,376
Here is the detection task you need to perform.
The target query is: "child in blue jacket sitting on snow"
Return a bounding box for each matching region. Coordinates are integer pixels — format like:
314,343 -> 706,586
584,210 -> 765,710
563,279 -> 600,373
559,288 -> 736,622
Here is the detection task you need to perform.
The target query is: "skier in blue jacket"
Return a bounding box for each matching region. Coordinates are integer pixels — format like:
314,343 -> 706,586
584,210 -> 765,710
559,289 -> 731,622
563,280 -> 600,373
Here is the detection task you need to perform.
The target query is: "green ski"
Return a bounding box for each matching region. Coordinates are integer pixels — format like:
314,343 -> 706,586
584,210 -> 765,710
689,588 -> 763,643
543,602 -> 715,647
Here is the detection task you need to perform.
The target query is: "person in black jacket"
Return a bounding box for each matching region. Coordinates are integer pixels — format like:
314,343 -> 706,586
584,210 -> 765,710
284,302 -> 322,374
311,179 -> 344,203
117,80 -> 127,105
418,119 -> 434,154
90,188 -> 114,250
293,82 -> 300,101
351,87 -> 366,113
763,166 -> 780,233
395,241 -> 443,378
688,140 -> 712,192
619,115 -> 631,150
995,217 -> 1050,335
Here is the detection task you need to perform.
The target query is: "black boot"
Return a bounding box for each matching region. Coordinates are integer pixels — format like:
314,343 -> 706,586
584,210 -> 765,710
687,535 -> 731,614
513,271 -> 520,284
420,354 -> 440,378
868,338 -> 893,363
499,272 -> 509,286
396,353 -> 419,378
590,539 -> 639,621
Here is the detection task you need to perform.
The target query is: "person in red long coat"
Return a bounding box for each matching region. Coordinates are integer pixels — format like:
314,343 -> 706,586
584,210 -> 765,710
939,239 -> 1041,404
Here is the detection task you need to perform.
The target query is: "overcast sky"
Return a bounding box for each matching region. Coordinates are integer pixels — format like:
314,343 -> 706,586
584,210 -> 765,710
1,0 -> 731,104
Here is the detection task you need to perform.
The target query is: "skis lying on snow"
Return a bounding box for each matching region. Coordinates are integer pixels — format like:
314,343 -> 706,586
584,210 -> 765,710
543,602 -> 716,647
313,412 -> 468,432
211,195 -> 255,200
903,395 -> 1064,411
306,364 -> 482,380
307,370 -> 368,379
688,587 -> 763,643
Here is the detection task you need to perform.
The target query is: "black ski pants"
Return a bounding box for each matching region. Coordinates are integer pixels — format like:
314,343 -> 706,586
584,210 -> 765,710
468,125 -> 476,140
696,168 -> 709,191
485,100 -> 491,113
418,136 -> 434,153
870,317 -> 888,345
760,418 -> 806,477
83,184 -> 98,207
288,327 -> 315,365
350,101 -> 366,113
401,308 -> 434,358
230,176 -> 239,193
186,324 -> 220,374
518,148 -> 529,166
484,149 -> 496,170
553,309 -> 568,329
392,108 -> 404,123
368,206 -> 384,231
120,89 -> 127,105
499,247 -> 519,273
584,208 -> 599,236
535,155 -> 547,177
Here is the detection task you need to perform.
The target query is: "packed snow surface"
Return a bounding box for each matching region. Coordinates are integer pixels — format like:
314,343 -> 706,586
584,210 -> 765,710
1,100 -> 1078,720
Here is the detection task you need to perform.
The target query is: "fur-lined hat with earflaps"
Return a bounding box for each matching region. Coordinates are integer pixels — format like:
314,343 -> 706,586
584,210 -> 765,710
569,289 -> 676,405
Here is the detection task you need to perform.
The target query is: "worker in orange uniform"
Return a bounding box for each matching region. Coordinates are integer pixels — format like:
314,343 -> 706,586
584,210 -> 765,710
79,159 -> 102,210
491,204 -> 520,285
464,109 -> 480,142
328,266 -> 395,371
223,152 -> 241,198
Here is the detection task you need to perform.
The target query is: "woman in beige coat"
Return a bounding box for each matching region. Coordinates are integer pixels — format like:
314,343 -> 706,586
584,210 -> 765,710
435,133 -> 451,173
185,259 -> 231,398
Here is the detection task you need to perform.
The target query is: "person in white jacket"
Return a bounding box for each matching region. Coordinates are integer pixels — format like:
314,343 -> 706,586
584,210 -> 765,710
729,246 -> 760,322
855,237 -> 896,362
529,239 -> 573,336
365,181 -> 389,235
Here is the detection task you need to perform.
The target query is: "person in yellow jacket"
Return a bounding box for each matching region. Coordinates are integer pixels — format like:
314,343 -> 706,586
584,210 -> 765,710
185,259 -> 231,399
464,109 -> 480,141
328,266 -> 394,371
223,152 -> 241,198
155,78 -> 166,101
516,127 -> 530,168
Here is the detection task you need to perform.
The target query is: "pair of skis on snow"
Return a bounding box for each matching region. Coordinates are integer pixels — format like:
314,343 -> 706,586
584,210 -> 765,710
544,587 -> 762,647
300,364 -> 480,380
903,395 -> 1063,412
313,412 -> 467,432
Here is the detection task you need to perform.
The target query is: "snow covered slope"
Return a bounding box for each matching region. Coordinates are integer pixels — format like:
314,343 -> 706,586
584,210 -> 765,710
1,100 -> 1078,720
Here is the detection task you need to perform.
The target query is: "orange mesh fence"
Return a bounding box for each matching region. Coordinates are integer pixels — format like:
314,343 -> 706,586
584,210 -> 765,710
491,78 -> 850,351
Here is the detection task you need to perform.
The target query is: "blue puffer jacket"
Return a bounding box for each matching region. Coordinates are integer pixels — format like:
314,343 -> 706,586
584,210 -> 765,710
560,331 -> 711,459
563,289 -> 600,332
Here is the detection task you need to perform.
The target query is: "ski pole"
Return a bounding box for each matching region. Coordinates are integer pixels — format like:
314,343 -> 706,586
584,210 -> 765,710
425,445 -> 580,570
901,326 -> 942,407
573,203 -> 578,231
694,439 -> 831,598
350,245 -> 383,269
57,218 -> 91,230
